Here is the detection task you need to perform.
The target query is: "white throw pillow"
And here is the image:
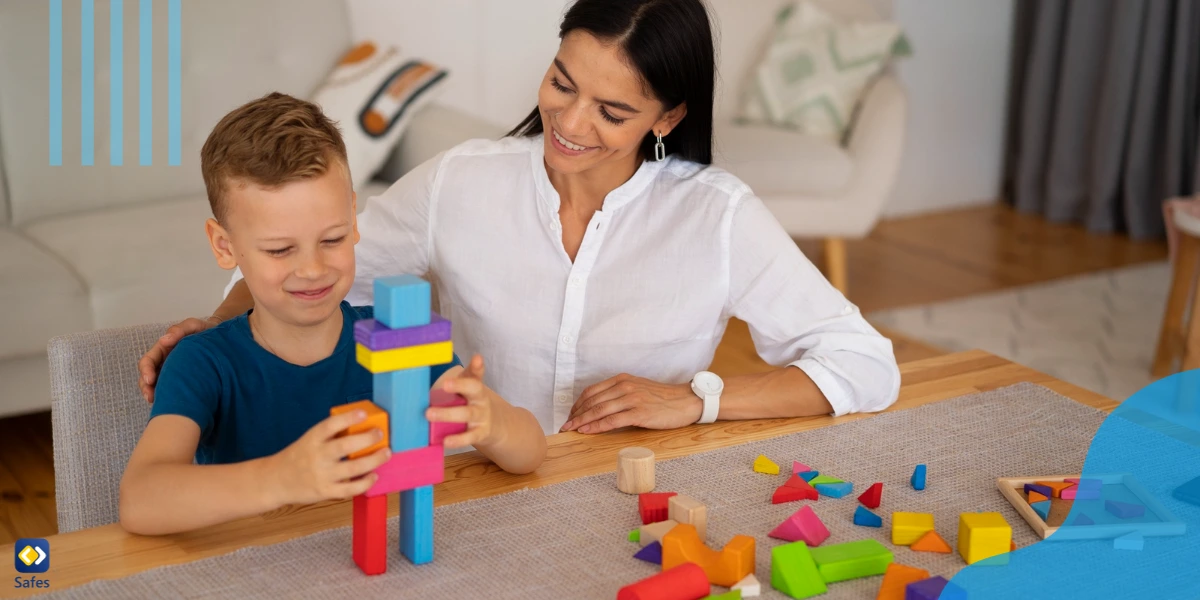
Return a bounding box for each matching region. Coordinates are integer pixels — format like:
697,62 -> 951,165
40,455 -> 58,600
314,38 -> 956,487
738,1 -> 908,144
311,42 -> 448,192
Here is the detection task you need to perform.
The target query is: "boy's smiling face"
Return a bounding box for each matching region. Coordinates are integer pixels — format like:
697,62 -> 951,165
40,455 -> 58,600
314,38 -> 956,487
206,164 -> 358,327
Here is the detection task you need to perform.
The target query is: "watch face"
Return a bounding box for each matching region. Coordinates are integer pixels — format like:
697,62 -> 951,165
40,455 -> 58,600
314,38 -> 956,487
694,372 -> 723,395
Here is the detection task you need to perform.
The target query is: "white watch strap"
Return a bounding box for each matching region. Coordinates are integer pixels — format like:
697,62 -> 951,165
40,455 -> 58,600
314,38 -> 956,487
697,392 -> 720,424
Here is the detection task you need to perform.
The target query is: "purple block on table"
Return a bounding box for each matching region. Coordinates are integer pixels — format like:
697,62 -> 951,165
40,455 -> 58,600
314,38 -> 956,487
634,541 -> 662,564
354,312 -> 452,351
1024,483 -> 1053,498
906,576 -> 967,600
1105,500 -> 1146,519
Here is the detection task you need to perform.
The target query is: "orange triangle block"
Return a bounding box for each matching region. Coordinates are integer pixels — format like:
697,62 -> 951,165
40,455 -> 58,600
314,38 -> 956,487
1028,491 -> 1049,504
1036,481 -> 1074,498
910,530 -> 952,553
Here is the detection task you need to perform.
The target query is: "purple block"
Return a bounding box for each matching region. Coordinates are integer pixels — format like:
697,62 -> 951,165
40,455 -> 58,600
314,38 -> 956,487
634,541 -> 662,564
1072,513 -> 1095,526
1105,500 -> 1146,519
354,312 -> 452,350
906,576 -> 967,600
1024,483 -> 1053,498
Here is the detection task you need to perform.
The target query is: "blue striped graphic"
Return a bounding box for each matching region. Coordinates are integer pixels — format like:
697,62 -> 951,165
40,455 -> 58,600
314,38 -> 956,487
139,0 -> 151,166
81,0 -> 94,166
49,0 -> 62,166
168,0 -> 180,166
110,0 -> 123,165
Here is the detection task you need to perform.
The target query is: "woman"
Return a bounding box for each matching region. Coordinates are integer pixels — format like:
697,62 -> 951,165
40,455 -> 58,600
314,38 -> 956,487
139,0 -> 900,435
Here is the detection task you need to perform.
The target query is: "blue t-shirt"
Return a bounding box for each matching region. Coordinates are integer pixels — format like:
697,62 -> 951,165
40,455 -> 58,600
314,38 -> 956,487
150,302 -> 459,464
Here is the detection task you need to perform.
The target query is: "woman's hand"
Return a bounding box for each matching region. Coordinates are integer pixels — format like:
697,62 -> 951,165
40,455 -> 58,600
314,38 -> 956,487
426,355 -> 500,449
138,316 -> 223,403
560,374 -> 703,434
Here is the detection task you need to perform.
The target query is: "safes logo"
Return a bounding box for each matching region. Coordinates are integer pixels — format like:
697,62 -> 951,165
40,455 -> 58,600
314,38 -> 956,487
14,538 -> 49,574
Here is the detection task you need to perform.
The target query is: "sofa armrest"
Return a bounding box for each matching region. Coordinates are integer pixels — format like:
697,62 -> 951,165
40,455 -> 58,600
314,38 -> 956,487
841,74 -> 908,223
376,104 -> 508,182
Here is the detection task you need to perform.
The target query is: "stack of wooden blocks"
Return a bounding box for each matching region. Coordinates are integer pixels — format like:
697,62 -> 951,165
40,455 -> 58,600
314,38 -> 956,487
336,275 -> 466,575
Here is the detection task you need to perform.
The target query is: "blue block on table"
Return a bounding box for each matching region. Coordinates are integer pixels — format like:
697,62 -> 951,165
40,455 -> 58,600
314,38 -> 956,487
1172,474 -> 1200,507
815,482 -> 853,498
1113,532 -> 1144,551
1105,499 -> 1146,519
374,368 -> 432,452
911,464 -> 926,490
400,485 -> 434,565
798,470 -> 820,482
1072,513 -> 1094,526
374,275 -> 431,330
634,541 -> 662,564
1032,500 -> 1050,520
853,506 -> 883,527
906,576 -> 966,600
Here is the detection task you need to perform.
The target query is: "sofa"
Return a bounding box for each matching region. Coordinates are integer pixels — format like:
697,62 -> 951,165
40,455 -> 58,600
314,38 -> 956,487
0,0 -> 502,418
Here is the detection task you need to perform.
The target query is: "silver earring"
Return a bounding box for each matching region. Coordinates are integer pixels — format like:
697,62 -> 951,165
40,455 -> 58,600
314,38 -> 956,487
654,132 -> 666,162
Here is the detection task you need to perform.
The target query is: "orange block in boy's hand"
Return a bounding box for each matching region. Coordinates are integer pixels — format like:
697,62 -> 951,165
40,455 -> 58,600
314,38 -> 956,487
330,400 -> 390,459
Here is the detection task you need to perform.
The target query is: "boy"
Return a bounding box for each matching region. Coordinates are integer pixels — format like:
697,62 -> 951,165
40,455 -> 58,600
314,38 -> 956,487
119,93 -> 546,535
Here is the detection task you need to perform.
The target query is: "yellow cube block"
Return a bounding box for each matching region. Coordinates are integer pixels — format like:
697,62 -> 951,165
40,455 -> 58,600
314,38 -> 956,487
355,341 -> 453,373
891,512 -> 934,545
329,400 -> 389,459
957,512 -> 1012,565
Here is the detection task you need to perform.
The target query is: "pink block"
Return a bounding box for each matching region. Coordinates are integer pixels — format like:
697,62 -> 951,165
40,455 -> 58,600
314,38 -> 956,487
769,505 -> 830,546
429,389 -> 468,446
1062,485 -> 1077,500
792,461 -> 812,474
365,444 -> 445,497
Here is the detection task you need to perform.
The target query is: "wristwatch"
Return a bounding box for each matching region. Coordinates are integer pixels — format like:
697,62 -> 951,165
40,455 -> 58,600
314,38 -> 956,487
690,371 -> 724,424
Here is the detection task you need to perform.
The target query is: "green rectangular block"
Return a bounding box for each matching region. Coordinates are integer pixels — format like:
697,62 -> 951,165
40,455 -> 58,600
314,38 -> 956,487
809,539 -> 893,582
771,541 -> 827,599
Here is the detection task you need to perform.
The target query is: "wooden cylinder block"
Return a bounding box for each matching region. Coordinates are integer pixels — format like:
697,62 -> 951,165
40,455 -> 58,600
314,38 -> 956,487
617,447 -> 655,494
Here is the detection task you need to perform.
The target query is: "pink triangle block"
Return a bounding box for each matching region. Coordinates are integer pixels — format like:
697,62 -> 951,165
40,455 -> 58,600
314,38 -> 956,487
792,461 -> 812,474
769,505 -> 830,546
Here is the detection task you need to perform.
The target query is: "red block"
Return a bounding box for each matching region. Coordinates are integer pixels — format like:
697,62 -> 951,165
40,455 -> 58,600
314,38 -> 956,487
616,562 -> 710,600
639,492 -> 678,525
365,444 -> 445,497
858,482 -> 883,509
773,483 -> 818,504
429,389 -> 468,446
353,493 -> 388,575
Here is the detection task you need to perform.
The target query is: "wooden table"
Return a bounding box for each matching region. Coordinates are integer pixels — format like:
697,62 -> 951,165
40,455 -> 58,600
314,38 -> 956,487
1,350 -> 1117,597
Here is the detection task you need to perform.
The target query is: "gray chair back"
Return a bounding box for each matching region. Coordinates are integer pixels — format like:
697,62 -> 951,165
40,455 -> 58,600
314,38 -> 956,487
48,322 -> 171,533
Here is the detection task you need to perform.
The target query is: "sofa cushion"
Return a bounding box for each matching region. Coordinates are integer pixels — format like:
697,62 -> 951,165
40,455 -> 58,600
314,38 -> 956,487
23,197 -> 231,330
714,121 -> 853,197
0,229 -> 90,359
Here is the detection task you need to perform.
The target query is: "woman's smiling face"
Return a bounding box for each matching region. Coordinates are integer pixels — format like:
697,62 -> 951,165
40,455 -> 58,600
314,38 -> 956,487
537,30 -> 678,175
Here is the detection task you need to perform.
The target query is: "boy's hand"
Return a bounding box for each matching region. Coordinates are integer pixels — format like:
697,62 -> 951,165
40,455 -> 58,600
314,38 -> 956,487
426,355 -> 500,449
265,409 -> 392,505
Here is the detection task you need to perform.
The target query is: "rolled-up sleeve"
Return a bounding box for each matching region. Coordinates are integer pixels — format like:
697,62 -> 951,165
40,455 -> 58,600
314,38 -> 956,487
726,194 -> 900,416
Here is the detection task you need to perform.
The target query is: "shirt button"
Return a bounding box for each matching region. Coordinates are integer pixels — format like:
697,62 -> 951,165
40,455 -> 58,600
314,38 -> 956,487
562,335 -> 573,344
569,276 -> 582,286
842,305 -> 854,315
557,393 -> 570,403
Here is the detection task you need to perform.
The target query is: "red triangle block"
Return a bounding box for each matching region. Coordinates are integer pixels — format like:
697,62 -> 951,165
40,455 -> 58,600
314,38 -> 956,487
773,485 -> 816,504
858,482 -> 883,509
783,475 -> 819,495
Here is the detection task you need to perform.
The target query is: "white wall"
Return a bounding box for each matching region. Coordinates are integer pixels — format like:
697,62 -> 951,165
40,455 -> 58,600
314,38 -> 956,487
885,0 -> 1015,217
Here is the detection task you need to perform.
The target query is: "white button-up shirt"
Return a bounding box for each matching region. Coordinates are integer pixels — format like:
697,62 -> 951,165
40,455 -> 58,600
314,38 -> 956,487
229,135 -> 900,433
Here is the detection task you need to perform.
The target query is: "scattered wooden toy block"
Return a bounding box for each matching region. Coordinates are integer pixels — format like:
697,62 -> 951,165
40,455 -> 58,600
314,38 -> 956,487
753,454 -> 780,475
356,340 -> 454,374
428,389 -> 467,446
1031,500 -> 1051,520
910,530 -> 951,554
910,465 -> 926,490
1061,485 -> 1078,500
330,400 -> 390,459
617,562 -> 710,600
1072,513 -> 1095,526
773,484 -> 817,504
1027,490 -> 1049,504
891,512 -> 934,545
352,493 -> 388,575
1105,499 -> 1146,519
815,482 -> 853,498
1113,532 -> 1144,551
639,519 -> 680,547
1024,483 -> 1053,498
874,563 -> 930,600
374,275 -> 432,329
732,573 -> 761,597
771,541 -> 827,599
853,506 -> 883,528
661,524 -> 756,587
905,576 -> 966,600
364,444 -> 445,497
783,475 -> 816,490
373,367 -> 433,452
858,482 -> 883,509
809,539 -> 894,582
702,591 -> 742,600
629,529 -> 641,543
618,447 -> 656,494
669,494 -> 708,540
807,474 -> 845,486
792,461 -> 812,474
770,505 -> 830,546
640,492 -> 677,524
957,512 -> 1012,565
399,485 -> 434,565
797,470 -> 820,482
1035,480 -> 1075,498
634,541 -> 663,564
1173,474 -> 1200,507
354,312 -> 451,351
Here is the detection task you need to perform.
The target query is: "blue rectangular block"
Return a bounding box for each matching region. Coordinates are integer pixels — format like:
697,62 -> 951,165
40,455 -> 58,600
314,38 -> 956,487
400,485 -> 434,565
911,464 -> 926,490
375,275 -> 431,330
373,368 -> 431,452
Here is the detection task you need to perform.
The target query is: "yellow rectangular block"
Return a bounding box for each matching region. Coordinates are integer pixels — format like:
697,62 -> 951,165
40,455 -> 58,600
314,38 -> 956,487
957,512 -> 1012,565
356,341 -> 453,373
329,400 -> 389,459
891,512 -> 934,545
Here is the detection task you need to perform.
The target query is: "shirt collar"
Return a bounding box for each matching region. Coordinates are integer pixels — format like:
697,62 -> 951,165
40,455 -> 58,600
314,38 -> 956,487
529,133 -> 667,214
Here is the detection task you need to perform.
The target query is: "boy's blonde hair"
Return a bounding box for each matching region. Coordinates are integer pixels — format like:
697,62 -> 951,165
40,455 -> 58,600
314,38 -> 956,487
200,92 -> 349,224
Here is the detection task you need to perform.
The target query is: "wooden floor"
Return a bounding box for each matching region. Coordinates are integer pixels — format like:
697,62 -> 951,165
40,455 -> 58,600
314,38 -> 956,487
0,203 -> 1168,544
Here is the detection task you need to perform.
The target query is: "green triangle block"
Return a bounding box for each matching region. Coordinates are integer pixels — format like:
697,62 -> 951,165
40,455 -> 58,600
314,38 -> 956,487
628,528 -> 640,543
807,474 -> 845,486
809,539 -> 894,583
771,541 -> 827,599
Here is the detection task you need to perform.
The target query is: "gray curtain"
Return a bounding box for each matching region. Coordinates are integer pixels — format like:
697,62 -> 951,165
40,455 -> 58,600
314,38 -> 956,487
1004,0 -> 1200,240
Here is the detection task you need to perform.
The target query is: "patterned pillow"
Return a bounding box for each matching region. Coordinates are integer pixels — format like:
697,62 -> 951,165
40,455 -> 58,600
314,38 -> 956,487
312,42 -> 448,192
738,1 -> 910,144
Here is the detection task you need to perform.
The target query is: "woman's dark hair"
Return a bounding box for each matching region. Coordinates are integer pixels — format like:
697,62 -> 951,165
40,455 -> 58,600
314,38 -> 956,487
506,0 -> 715,165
